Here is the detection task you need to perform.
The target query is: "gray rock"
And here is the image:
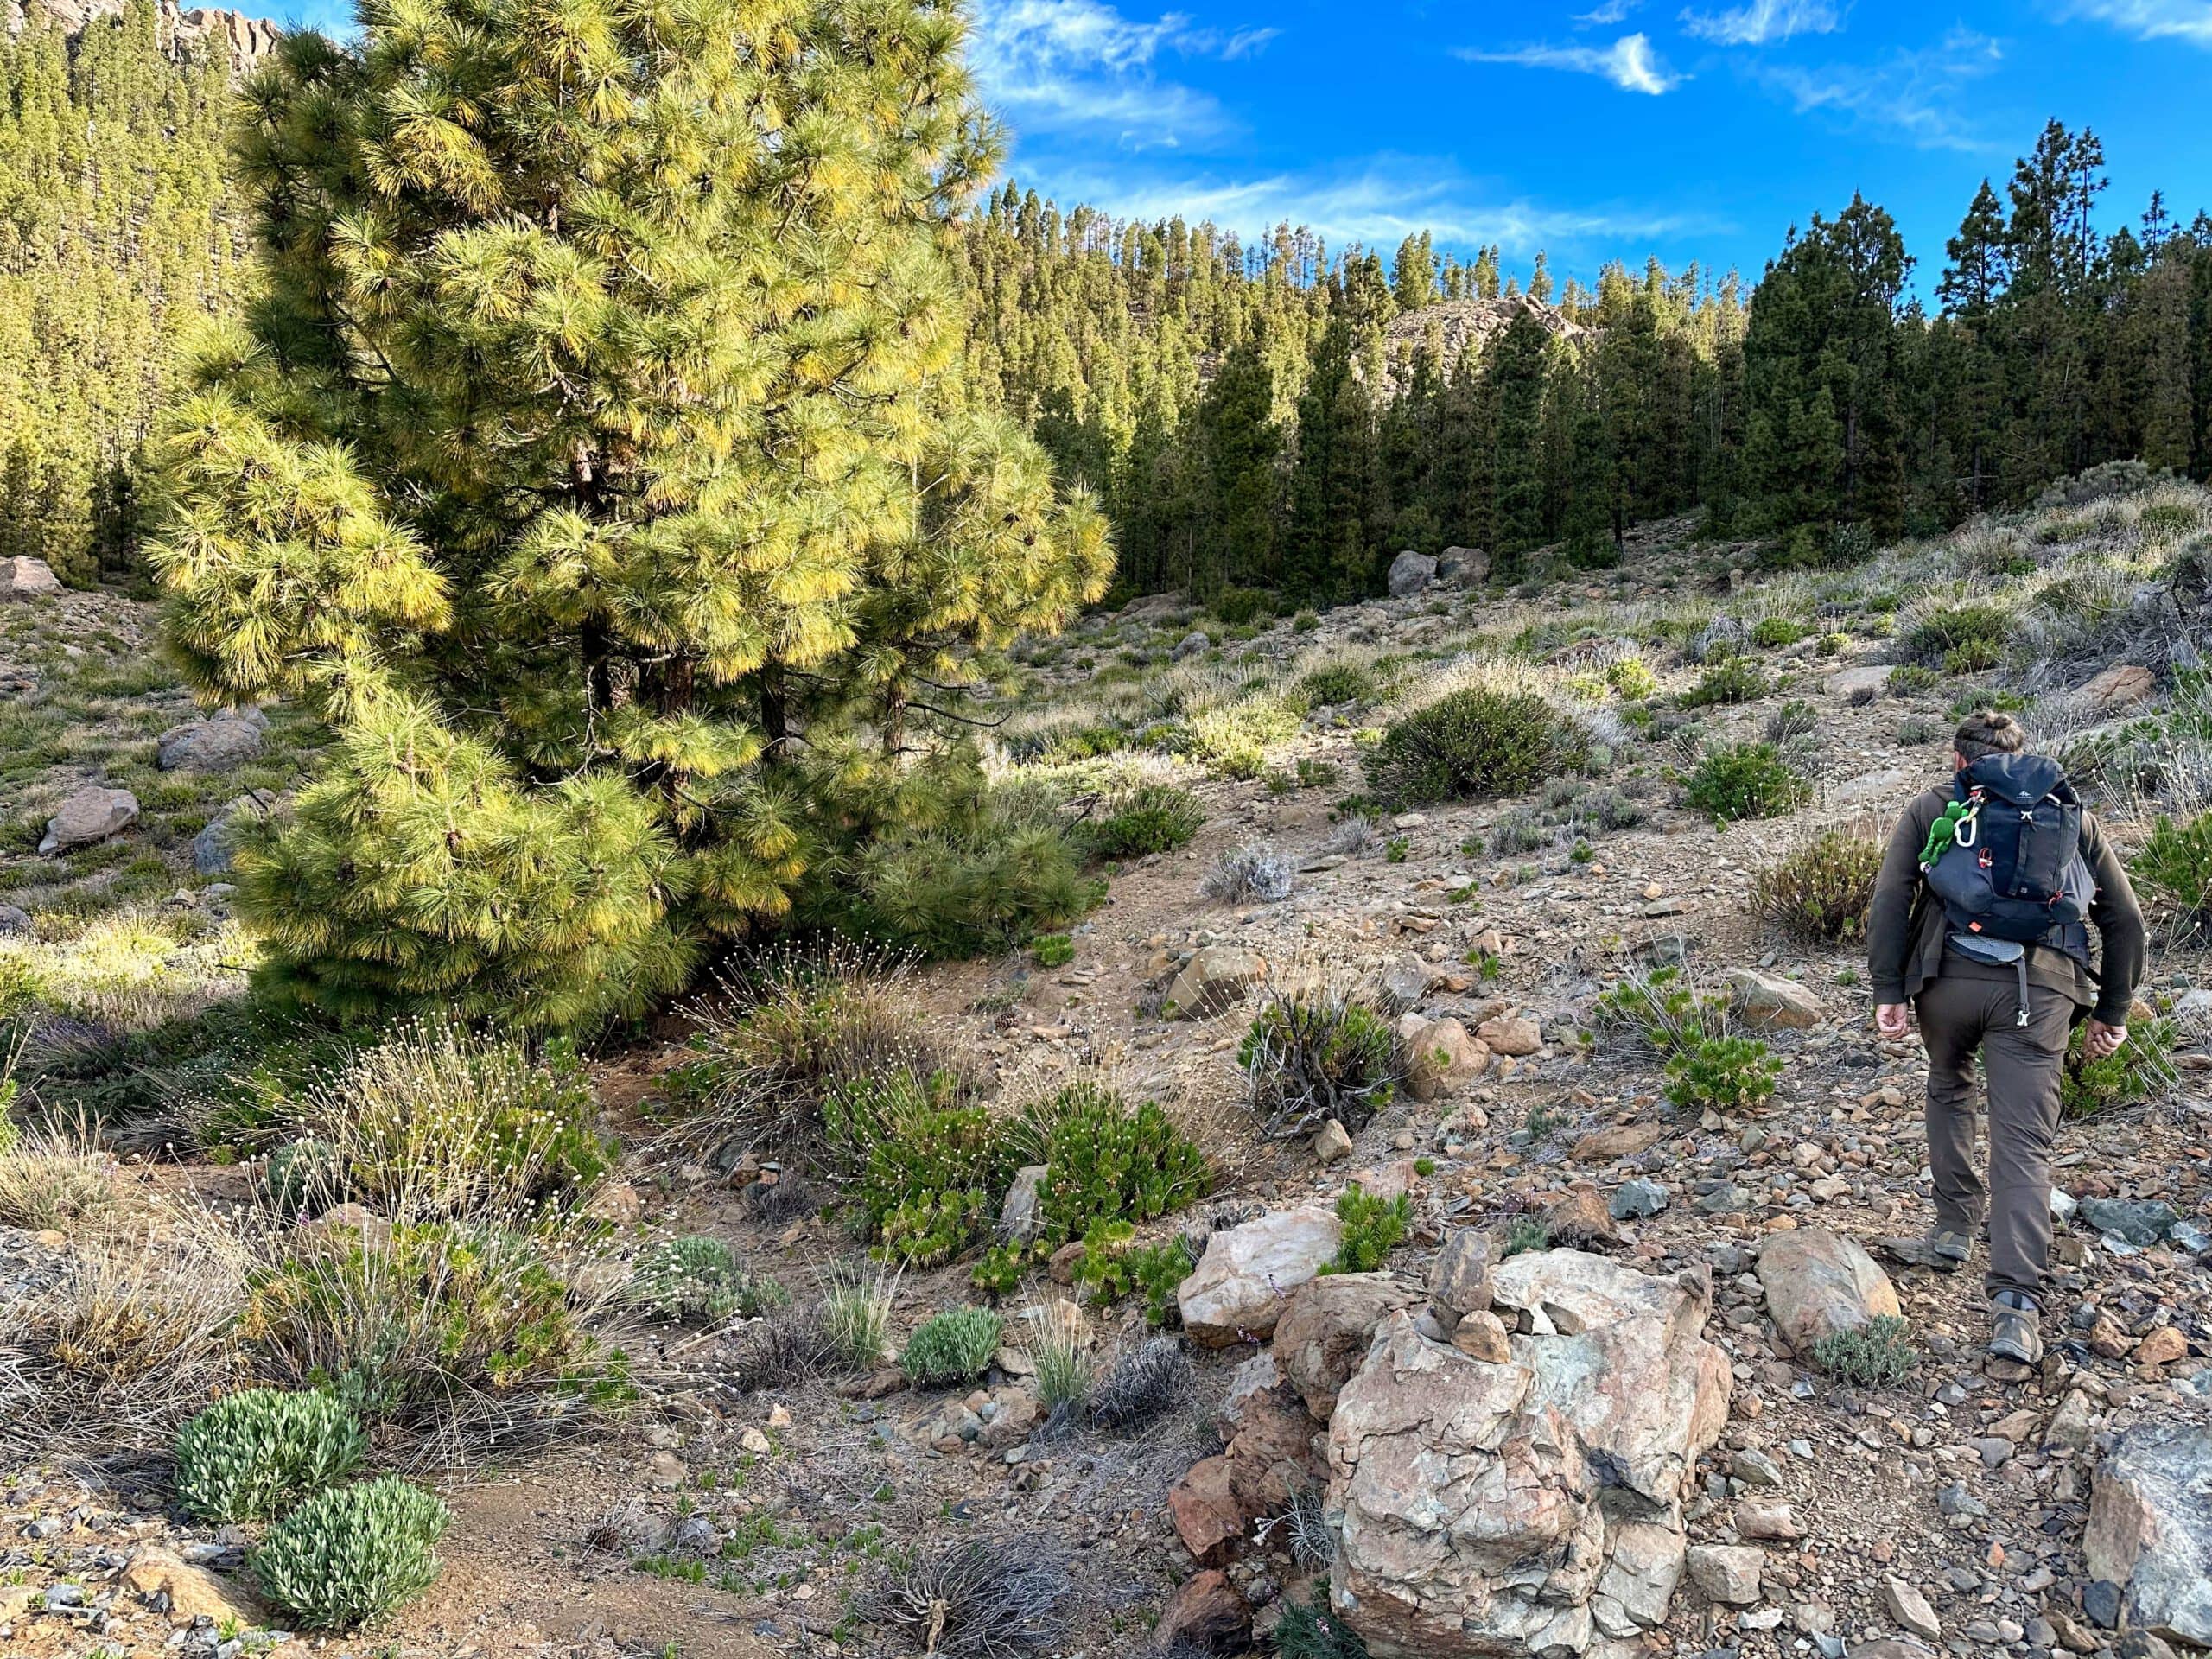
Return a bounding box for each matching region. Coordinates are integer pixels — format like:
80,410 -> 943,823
38,785 -> 138,855
1881,1576 -> 1941,1640
0,905 -> 29,937
1386,550 -> 1438,599
0,556 -> 63,600
1726,968 -> 1822,1032
1691,615 -> 1750,662
1427,1228 -> 1494,1324
1178,1207 -> 1342,1347
1731,1446 -> 1785,1488
1686,1543 -> 1764,1605
1436,545 -> 1490,586
1755,1228 -> 1901,1356
157,709 -> 266,772
2077,1197 -> 2179,1245
999,1166 -> 1048,1243
1162,947 -> 1268,1020
1611,1179 -> 1669,1220
2086,1423 -> 2212,1647
1172,630 -> 1211,662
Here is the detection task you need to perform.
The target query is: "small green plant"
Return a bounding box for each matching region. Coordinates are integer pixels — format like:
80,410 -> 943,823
2062,1016 -> 2179,1118
819,1261 -> 896,1372
1751,616 -> 1808,648
1030,933 -> 1075,969
1300,662 -> 1376,706
1902,600 -> 2013,668
1810,1314 -> 1917,1386
1887,663 -> 1942,696
1090,784 -> 1205,858
247,1477 -> 450,1631
1663,1034 -> 1781,1112
264,1137 -> 346,1215
1026,1302 -> 1093,1418
1595,963 -> 1720,1055
1681,657 -> 1768,708
1413,1155 -> 1436,1176
1322,1184 -> 1411,1275
1750,828 -> 1882,944
1518,1101 -> 1564,1145
1764,698 -> 1818,743
1275,1599 -> 1373,1659
1684,742 -> 1805,823
631,1235 -> 788,1324
1605,656 -> 1659,700
2137,811 -> 2212,924
1020,1081 -> 1213,1244
969,1241 -> 1030,1296
174,1389 -> 368,1523
1501,1217 -> 1550,1258
1296,757 -> 1341,790
1364,686 -> 1587,807
1384,836 -> 1410,863
900,1306 -> 1004,1386
1239,983 -> 1402,1137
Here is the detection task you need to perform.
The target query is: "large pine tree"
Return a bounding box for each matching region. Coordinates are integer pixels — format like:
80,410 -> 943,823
152,0 -> 1109,1028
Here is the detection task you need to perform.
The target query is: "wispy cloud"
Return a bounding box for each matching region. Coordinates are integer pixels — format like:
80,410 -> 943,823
965,0 -> 1274,150
1752,26 -> 2004,151
1456,32 -> 1683,94
1681,0 -> 1844,45
1573,0 -> 1642,25
2056,0 -> 2212,45
1024,155 -> 1732,257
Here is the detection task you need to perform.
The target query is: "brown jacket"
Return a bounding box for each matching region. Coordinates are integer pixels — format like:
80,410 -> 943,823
1866,784 -> 2145,1026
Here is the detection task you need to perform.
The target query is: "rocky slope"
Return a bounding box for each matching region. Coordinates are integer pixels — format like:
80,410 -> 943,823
8,0 -> 279,70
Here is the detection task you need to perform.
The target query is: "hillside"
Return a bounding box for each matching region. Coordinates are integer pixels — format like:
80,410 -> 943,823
0,470 -> 2207,1657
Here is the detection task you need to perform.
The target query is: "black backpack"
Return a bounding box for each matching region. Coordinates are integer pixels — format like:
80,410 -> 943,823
1921,753 -> 2094,950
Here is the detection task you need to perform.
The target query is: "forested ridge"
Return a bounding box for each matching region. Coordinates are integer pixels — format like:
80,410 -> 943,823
958,121 -> 2212,604
0,0 -> 244,584
3,4 -> 2210,613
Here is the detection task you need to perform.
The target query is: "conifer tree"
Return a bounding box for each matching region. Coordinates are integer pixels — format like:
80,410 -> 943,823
152,0 -> 1109,1027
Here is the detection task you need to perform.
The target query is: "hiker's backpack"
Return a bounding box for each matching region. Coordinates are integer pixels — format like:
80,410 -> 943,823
1920,753 -> 2094,950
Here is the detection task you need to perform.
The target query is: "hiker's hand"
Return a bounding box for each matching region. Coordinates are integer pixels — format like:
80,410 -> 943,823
1876,1002 -> 1912,1039
2085,1020 -> 2128,1060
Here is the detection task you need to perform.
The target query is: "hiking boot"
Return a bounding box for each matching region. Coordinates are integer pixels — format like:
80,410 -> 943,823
1990,1293 -> 2044,1365
1876,1229 -> 1974,1274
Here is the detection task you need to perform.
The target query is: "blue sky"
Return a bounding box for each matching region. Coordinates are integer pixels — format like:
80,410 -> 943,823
957,0 -> 2212,294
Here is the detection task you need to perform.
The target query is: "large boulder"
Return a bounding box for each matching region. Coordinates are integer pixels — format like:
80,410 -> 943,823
2084,1423 -> 2212,1648
1275,1272 -> 1420,1420
1163,947 -> 1268,1020
156,708 -> 266,772
1325,1250 -> 1731,1657
1402,1014 -> 1487,1102
0,556 -> 63,600
2077,663 -> 2155,714
37,785 -> 138,855
1387,550 -> 1438,599
1179,1207 -> 1344,1347
1755,1229 -> 1900,1357
1436,546 -> 1490,586
1725,968 -> 1822,1032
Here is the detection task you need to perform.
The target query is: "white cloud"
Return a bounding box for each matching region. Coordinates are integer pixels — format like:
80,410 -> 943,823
1572,0 -> 1641,25
1022,156 -> 1729,256
2058,0 -> 2212,45
1753,27 -> 2003,152
1680,0 -> 1844,45
1456,32 -> 1683,94
965,0 -> 1274,150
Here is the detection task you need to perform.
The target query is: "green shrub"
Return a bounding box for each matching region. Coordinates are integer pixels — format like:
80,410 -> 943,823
1764,698 -> 1817,743
1364,687 -> 1587,807
1681,658 -> 1768,707
1239,984 -> 1402,1136
1902,601 -> 2013,667
2137,811 -> 2212,923
1751,617 -> 1808,648
291,1020 -> 614,1220
1663,1034 -> 1781,1112
1074,1224 -> 1194,1325
820,1262 -> 894,1371
1750,829 -> 1882,944
1810,1315 -> 1917,1387
1276,1599 -> 1373,1659
248,1477 -> 449,1631
1323,1185 -> 1411,1274
1090,783 -> 1205,859
1027,1302 -> 1094,1415
1684,743 -> 1805,823
630,1235 -> 787,1323
1501,1217 -> 1550,1258
1300,663 -> 1376,706
1605,656 -> 1659,700
1031,932 -> 1075,968
1887,664 -> 1942,696
241,1222 -> 618,1429
174,1389 -> 367,1523
2062,1016 -> 2179,1118
843,808 -> 1097,957
265,1136 -> 345,1216
901,1306 -> 1004,1385
1020,1082 -> 1212,1244
1385,836 -> 1410,863
1188,696 -> 1300,779
829,1071 -> 1014,1268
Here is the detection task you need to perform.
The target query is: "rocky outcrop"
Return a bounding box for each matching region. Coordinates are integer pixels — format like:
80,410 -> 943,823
1386,550 -> 1436,599
1754,1229 -> 1899,1357
1274,1272 -> 1419,1420
1325,1249 -> 1731,1656
1372,296 -> 1587,401
157,708 -> 266,771
2084,1423 -> 2212,1648
10,0 -> 280,72
1179,1206 -> 1342,1347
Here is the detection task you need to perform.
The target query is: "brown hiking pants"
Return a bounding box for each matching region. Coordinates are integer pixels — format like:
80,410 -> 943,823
1913,969 -> 2075,1302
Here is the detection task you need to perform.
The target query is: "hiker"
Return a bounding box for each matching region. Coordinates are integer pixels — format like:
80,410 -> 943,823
1866,709 -> 2145,1365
